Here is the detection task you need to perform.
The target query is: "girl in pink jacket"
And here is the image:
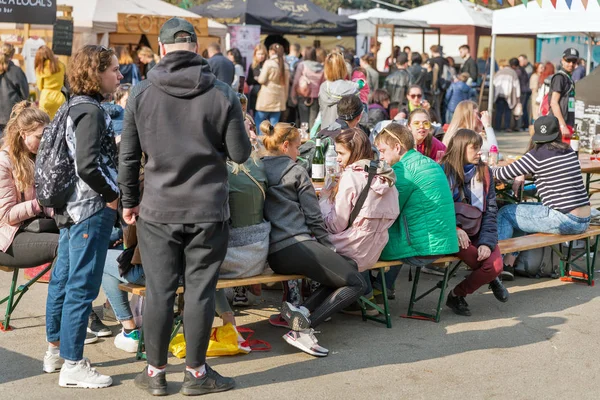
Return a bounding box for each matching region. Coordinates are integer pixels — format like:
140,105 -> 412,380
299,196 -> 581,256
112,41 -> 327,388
319,128 -> 399,312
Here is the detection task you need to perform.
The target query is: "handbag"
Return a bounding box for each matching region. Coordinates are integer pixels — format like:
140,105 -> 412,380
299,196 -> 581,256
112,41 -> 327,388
512,102 -> 523,118
454,168 -> 490,237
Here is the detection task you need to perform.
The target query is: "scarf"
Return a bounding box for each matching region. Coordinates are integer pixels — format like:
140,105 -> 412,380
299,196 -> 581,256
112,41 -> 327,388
449,164 -> 485,212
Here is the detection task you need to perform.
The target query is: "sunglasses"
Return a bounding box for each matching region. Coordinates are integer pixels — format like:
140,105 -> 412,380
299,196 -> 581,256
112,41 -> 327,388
411,121 -> 431,129
409,94 -> 423,99
565,59 -> 578,64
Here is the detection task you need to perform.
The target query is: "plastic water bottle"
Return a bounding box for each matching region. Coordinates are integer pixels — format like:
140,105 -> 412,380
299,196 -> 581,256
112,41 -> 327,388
325,142 -> 338,180
488,145 -> 499,167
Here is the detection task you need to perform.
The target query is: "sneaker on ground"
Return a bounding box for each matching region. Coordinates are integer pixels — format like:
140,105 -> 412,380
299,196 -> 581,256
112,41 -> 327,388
283,329 -> 328,357
280,302 -> 311,331
58,358 -> 112,389
114,328 -> 140,353
180,365 -> 235,396
500,265 -> 515,281
84,331 -> 98,345
43,351 -> 63,373
446,293 -> 472,316
269,307 -> 309,329
421,266 -> 446,276
134,366 -> 167,396
341,301 -> 378,316
88,311 -> 112,337
232,286 -> 250,307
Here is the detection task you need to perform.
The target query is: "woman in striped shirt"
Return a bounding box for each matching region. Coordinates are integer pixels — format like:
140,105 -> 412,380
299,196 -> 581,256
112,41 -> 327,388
493,116 -> 590,280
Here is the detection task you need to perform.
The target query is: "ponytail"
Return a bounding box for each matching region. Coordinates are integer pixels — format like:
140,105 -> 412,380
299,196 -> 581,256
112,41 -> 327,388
0,43 -> 15,75
261,121 -> 299,153
269,43 -> 286,85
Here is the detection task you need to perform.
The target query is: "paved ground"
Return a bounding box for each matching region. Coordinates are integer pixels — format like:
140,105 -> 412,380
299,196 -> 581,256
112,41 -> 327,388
2,130 -> 600,399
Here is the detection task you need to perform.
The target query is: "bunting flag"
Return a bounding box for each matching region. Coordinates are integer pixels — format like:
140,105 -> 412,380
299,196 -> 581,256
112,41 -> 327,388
565,0 -> 573,8
522,0 -> 528,6
536,0 -> 543,6
550,0 -> 557,7
482,0 -> 488,4
507,0 -> 514,5
497,0 -> 502,5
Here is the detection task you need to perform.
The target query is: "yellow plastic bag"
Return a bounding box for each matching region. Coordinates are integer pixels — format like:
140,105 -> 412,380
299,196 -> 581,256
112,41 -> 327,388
168,323 -> 252,359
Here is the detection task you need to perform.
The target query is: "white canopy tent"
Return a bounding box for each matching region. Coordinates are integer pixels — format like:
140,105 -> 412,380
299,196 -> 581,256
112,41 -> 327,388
489,0 -> 600,115
395,0 -> 492,28
349,8 -> 430,36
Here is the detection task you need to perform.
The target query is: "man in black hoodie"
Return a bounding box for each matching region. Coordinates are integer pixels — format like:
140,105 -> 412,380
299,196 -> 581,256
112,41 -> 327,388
119,18 -> 251,396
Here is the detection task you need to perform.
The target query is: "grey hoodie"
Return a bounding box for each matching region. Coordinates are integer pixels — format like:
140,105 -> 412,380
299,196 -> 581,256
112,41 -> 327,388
119,51 -> 251,224
262,156 -> 332,254
318,79 -> 358,129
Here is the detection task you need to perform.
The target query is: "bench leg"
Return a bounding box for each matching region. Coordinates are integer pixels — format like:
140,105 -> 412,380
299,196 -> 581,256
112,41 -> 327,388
434,265 -> 452,323
1,269 -> 19,332
358,267 -> 392,328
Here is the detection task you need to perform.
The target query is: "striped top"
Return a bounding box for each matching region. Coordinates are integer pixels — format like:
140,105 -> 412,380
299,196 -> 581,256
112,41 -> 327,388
493,145 -> 589,213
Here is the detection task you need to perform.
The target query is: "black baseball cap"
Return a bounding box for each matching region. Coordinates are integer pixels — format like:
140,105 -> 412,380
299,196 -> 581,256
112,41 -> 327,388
159,17 -> 197,45
562,48 -> 579,61
532,115 -> 560,144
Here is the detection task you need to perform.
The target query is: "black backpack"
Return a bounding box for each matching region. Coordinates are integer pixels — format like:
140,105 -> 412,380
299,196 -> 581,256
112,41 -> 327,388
34,95 -> 100,208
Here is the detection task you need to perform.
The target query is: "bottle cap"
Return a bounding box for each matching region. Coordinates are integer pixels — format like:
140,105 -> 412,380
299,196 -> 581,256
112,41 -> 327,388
490,145 -> 498,153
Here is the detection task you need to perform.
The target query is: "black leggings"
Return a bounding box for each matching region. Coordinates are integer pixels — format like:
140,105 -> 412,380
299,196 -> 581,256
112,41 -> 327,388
268,240 -> 366,328
0,231 -> 59,268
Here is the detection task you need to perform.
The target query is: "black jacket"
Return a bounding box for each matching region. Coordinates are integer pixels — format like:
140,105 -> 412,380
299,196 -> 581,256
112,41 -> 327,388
0,63 -> 29,125
208,53 -> 235,87
118,51 -> 251,224
460,57 -> 478,82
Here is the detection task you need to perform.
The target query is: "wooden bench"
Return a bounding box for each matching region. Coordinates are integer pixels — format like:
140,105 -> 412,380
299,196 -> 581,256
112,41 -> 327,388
1,262 -> 54,331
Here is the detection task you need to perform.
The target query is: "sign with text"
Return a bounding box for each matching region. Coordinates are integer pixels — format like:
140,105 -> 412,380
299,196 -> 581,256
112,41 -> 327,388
0,0 -> 56,25
228,24 -> 261,73
52,19 -> 72,56
117,13 -> 208,37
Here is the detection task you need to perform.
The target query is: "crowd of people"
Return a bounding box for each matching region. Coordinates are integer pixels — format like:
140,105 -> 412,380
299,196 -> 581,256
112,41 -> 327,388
0,17 -> 593,396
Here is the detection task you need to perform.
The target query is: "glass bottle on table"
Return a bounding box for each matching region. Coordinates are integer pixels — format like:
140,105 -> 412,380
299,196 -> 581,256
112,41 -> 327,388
312,138 -> 325,182
570,131 -> 580,155
592,135 -> 600,162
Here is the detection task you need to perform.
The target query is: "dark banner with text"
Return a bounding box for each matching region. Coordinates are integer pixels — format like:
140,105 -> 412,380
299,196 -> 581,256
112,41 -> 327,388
0,0 -> 56,25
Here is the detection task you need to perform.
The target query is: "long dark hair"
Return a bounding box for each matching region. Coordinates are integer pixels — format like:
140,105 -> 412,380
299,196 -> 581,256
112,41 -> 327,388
269,43 -> 286,85
227,48 -> 243,66
440,128 -> 486,191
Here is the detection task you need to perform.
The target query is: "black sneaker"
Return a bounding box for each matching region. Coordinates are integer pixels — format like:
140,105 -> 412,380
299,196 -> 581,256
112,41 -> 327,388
180,365 -> 235,396
488,277 -> 509,303
500,265 -> 515,281
446,293 -> 472,316
88,311 -> 112,337
134,366 -> 168,396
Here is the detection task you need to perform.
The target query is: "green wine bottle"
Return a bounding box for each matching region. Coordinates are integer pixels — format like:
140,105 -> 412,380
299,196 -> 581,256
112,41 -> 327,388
312,139 -> 325,182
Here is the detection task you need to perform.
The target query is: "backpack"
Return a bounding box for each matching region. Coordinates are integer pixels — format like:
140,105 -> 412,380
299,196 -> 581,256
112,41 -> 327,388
34,95 -> 100,208
297,68 -> 312,98
539,70 -> 574,117
514,246 -> 559,279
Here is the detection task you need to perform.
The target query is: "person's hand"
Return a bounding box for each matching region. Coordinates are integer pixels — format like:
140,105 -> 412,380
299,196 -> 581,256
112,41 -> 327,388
512,175 -> 525,194
480,110 -> 491,129
421,100 -> 431,110
123,207 -> 139,225
560,124 -> 571,137
244,119 -> 257,141
107,199 -> 119,210
456,228 -> 470,250
394,112 -> 407,121
477,245 -> 491,261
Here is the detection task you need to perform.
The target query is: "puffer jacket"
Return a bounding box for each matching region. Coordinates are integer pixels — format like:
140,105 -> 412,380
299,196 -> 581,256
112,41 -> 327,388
380,149 -> 458,260
320,160 -> 399,271
384,68 -> 411,104
0,150 -> 43,252
318,79 -> 358,129
445,81 -> 476,113
256,56 -> 290,112
291,60 -> 324,100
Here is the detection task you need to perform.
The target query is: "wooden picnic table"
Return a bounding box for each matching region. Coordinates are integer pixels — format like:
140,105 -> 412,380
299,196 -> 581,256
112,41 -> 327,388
578,155 -> 600,194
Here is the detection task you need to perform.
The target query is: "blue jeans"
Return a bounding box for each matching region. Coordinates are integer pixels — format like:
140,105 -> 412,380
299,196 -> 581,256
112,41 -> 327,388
101,249 -> 145,321
46,207 -> 117,361
494,97 -> 511,131
254,111 -> 281,127
498,203 -> 590,243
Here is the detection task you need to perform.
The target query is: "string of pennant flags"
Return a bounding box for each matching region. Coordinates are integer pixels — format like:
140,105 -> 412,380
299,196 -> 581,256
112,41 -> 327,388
466,0 -> 599,8
538,35 -> 599,45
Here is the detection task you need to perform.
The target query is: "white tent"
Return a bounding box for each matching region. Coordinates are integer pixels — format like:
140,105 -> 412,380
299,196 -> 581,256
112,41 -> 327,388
489,0 -> 600,113
395,0 -> 492,28
349,8 -> 429,36
58,0 -> 227,37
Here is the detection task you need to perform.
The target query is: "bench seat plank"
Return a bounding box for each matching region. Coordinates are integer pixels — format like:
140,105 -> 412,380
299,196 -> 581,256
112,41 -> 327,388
0,266 -> 14,273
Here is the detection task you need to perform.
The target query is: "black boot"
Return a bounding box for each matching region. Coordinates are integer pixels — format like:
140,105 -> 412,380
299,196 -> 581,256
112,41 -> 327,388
446,293 -> 471,316
489,277 -> 509,303
500,265 -> 515,281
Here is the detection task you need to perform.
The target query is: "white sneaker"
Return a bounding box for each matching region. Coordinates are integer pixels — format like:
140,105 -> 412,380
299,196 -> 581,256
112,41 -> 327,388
58,358 -> 112,389
280,302 -> 311,331
43,351 -> 63,373
114,328 -> 140,353
283,329 -> 328,357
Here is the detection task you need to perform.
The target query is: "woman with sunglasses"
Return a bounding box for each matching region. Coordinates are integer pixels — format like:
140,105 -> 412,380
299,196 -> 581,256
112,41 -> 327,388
443,100 -> 498,156
408,109 -> 446,161
261,121 -> 366,357
396,84 -> 433,121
